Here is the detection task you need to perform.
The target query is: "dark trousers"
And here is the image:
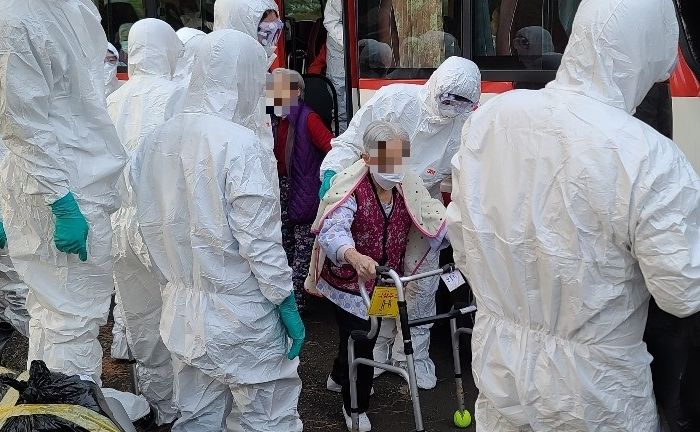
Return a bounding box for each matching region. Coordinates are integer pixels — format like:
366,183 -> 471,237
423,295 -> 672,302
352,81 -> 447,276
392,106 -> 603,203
330,303 -> 380,413
644,299 -> 700,432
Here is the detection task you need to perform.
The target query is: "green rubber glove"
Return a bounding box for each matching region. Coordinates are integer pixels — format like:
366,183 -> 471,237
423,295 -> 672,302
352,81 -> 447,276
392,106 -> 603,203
318,170 -> 336,199
50,192 -> 89,261
0,219 -> 6,249
279,294 -> 305,360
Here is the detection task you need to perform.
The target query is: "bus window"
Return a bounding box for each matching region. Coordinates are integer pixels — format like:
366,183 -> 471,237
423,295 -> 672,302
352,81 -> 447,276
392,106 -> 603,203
284,0 -> 324,73
97,0 -> 145,54
476,0 -> 581,74
356,0 -> 463,79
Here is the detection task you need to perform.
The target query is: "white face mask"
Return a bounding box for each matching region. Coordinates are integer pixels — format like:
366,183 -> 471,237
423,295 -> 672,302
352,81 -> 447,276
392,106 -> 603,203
438,104 -> 463,119
372,172 -> 404,190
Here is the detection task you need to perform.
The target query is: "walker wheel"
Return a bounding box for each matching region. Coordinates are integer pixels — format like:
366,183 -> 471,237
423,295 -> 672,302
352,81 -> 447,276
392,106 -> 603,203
453,409 -> 472,428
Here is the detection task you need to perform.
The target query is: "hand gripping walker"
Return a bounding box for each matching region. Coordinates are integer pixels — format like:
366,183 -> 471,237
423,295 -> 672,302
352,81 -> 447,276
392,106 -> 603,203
348,264 -> 477,432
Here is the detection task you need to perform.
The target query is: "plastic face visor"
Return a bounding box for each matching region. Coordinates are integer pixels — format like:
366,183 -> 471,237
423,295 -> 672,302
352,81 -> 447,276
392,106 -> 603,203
438,93 -> 478,112
258,20 -> 284,47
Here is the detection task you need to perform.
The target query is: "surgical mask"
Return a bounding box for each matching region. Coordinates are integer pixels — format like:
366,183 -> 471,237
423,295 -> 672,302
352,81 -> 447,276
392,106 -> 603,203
372,173 -> 404,190
120,41 -> 128,52
258,20 -> 283,51
438,93 -> 478,118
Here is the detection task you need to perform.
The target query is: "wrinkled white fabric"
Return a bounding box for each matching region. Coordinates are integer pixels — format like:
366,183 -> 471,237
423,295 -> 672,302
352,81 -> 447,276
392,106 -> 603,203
175,27 -> 205,84
106,18 -> 182,424
321,56 -> 481,195
324,0 -> 347,132
172,358 -> 302,432
110,300 -> 130,360
213,0 -> 277,149
0,0 -> 127,384
448,0 -> 700,431
130,30 -> 301,427
105,43 -> 122,97
0,141 -> 29,338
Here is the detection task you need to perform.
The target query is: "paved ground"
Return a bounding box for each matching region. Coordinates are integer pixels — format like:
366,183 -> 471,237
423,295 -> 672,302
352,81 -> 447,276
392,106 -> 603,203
0,293 -> 478,432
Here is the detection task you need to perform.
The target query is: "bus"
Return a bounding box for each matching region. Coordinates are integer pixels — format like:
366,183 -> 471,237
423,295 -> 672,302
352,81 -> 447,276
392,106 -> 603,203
98,0 -> 700,169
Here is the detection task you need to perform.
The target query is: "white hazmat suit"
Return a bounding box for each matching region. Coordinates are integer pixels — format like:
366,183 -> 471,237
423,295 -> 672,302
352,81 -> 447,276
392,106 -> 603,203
447,0 -> 700,430
130,29 -> 303,432
106,18 -> 184,424
321,56 -> 481,389
175,27 -> 205,84
0,0 -> 127,383
213,0 -> 278,150
324,0 -> 347,132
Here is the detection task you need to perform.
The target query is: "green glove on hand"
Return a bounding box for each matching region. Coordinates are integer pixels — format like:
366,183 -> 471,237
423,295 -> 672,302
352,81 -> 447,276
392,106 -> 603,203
318,170 -> 337,200
50,192 -> 89,261
279,294 -> 305,360
0,219 -> 6,249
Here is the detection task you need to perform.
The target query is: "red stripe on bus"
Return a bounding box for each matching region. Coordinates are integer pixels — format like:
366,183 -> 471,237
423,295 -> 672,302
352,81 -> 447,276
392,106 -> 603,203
359,79 -> 514,94
670,50 -> 700,97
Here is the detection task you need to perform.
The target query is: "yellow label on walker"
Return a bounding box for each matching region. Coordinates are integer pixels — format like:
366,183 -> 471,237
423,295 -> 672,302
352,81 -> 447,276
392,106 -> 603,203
368,286 -> 399,318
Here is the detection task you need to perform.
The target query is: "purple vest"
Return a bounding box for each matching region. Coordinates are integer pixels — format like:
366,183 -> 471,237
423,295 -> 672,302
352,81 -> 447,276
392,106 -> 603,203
287,102 -> 325,224
321,174 -> 412,296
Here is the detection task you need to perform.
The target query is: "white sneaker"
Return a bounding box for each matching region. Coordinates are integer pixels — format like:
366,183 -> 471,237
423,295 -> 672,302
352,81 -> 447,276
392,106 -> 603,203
327,375 -> 342,392
342,406 -> 371,431
327,375 -> 375,395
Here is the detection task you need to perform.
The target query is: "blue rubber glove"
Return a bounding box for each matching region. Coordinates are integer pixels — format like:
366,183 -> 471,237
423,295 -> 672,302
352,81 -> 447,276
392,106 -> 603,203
49,192 -> 89,261
318,170 -> 337,199
279,294 -> 305,360
0,219 -> 6,249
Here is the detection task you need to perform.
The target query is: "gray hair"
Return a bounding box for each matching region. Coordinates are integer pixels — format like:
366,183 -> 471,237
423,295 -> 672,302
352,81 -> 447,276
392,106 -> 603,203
270,68 -> 305,98
362,121 -> 410,153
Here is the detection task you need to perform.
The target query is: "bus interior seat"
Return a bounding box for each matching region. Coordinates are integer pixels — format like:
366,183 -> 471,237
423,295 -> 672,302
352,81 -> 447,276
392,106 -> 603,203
302,73 -> 339,136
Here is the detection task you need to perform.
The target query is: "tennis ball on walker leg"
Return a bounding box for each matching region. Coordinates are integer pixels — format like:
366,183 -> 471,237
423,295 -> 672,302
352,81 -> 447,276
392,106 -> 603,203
453,409 -> 472,428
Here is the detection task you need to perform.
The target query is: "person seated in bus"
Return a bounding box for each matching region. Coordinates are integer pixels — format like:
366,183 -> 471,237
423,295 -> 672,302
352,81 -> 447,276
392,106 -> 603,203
319,56 -> 481,390
268,68 -> 334,312
213,0 -> 284,150
307,43 -> 327,75
306,121 -> 447,432
359,39 -> 393,78
117,23 -> 133,65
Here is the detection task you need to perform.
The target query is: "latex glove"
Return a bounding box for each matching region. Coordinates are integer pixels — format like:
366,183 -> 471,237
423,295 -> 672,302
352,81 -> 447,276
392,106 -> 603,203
318,170 -> 337,199
279,294 -> 305,359
0,219 -> 5,249
50,192 -> 89,261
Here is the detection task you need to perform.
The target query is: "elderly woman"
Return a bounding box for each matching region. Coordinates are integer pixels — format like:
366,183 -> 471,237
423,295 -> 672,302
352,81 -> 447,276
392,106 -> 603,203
305,121 -> 447,431
269,68 -> 334,311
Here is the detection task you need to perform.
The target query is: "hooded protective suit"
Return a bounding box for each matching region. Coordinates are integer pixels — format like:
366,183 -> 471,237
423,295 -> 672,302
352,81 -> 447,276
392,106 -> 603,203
105,43 -> 122,97
106,18 -> 183,424
130,30 -> 302,432
175,27 -> 205,84
447,0 -> 700,430
324,0 -> 347,132
213,0 -> 278,150
321,56 -> 481,389
0,0 -> 127,383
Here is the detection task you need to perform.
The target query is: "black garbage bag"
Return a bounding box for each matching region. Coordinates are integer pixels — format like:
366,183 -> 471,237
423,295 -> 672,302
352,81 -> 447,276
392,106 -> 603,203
0,361 -> 123,432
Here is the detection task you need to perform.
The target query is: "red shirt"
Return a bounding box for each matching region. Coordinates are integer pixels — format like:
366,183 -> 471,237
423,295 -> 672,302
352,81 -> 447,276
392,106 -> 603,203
274,112 -> 334,177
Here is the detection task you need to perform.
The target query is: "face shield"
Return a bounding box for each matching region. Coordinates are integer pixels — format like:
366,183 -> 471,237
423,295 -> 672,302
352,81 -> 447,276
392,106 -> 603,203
258,19 -> 283,57
437,93 -> 478,118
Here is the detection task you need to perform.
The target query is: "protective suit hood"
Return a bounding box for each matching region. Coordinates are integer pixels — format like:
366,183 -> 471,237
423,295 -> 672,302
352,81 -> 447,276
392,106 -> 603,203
127,18 -> 182,79
183,30 -> 267,128
213,0 -> 278,38
174,27 -> 205,81
548,0 -> 678,113
419,56 -> 481,122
